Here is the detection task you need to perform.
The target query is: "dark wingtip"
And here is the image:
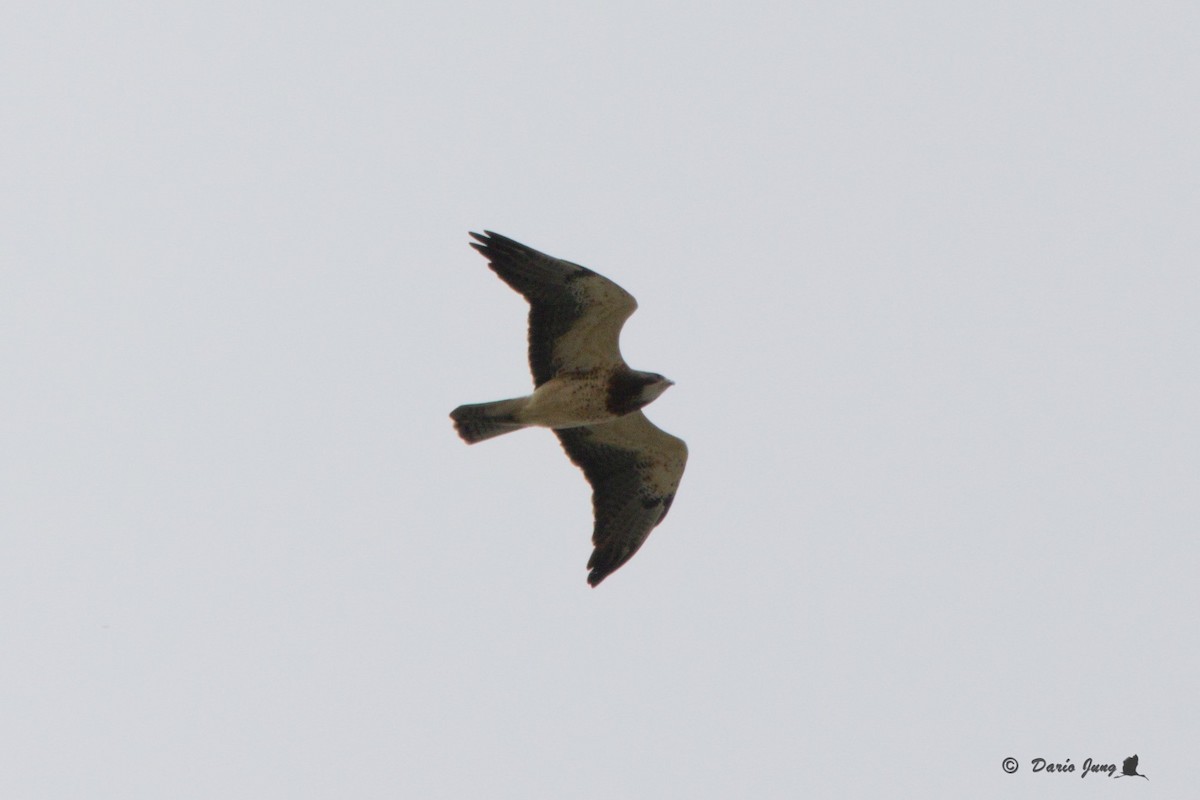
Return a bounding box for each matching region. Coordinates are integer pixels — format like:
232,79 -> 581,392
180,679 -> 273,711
587,555 -> 617,587
468,230 -> 512,258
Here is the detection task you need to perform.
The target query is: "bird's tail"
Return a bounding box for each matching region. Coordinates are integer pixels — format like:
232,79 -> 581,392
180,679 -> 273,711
450,398 -> 529,444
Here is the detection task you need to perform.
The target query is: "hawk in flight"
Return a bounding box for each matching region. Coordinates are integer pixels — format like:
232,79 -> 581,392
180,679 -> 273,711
450,232 -> 687,587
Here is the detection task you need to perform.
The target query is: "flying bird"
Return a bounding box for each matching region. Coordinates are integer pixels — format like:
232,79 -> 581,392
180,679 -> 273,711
1116,754 -> 1148,780
450,231 -> 687,587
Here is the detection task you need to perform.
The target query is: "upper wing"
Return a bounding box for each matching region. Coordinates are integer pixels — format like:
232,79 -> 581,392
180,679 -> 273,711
469,231 -> 637,386
555,411 -> 688,586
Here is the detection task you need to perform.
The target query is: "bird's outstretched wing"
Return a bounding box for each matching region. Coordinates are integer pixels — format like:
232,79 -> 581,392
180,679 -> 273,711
555,412 -> 687,586
469,231 -> 637,386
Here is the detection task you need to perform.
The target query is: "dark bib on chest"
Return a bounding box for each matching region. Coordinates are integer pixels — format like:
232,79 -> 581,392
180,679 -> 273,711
605,369 -> 653,416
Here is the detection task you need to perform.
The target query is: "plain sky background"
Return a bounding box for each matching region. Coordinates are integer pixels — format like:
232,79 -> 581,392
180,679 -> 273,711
3,2 -> 1197,797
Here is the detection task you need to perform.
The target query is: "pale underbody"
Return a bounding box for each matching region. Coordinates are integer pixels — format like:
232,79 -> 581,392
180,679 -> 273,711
515,372 -> 615,429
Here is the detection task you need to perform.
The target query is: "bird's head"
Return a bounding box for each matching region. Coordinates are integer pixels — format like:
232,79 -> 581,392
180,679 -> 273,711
608,369 -> 676,416
637,372 -> 675,405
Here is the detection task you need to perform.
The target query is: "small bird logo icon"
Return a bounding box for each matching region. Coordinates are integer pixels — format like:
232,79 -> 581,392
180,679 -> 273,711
1115,754 -> 1149,780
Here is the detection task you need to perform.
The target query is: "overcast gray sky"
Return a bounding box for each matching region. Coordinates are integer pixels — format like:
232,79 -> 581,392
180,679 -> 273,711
3,2 -> 1198,797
